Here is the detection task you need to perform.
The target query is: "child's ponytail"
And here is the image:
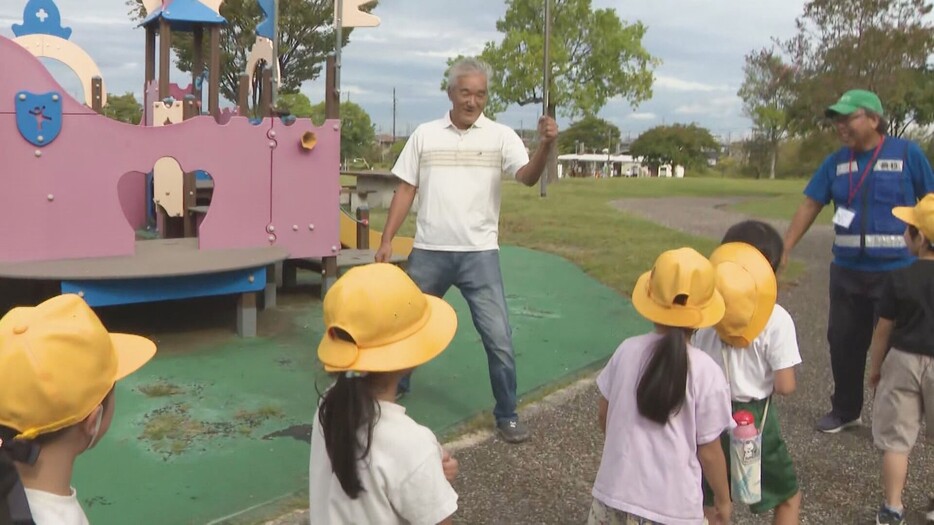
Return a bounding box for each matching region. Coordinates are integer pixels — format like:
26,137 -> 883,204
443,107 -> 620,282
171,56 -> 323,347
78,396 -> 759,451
0,427 -> 38,524
316,331 -> 380,499
637,326 -> 690,425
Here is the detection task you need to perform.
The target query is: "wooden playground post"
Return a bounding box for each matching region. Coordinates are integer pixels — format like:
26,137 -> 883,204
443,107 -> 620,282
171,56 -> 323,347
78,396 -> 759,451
237,73 -> 250,115
192,26 -> 204,99
158,18 -> 171,100
91,77 -> 103,114
356,206 -> 369,250
209,26 -> 221,117
260,67 -> 273,118
145,26 -> 155,85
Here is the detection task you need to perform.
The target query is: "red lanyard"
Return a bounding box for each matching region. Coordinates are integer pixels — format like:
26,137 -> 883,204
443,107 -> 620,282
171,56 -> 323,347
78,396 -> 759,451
847,137 -> 885,207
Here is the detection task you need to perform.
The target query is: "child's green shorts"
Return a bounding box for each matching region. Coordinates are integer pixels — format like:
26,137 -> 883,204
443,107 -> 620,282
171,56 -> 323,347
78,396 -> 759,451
702,397 -> 799,514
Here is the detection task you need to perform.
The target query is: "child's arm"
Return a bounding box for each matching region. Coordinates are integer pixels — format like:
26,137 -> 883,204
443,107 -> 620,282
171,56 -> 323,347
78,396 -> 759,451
773,367 -> 797,396
868,317 -> 895,388
598,396 -> 608,434
698,439 -> 732,524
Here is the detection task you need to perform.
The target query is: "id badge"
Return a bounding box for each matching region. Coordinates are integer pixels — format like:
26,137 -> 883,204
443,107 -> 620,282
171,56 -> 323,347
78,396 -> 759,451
833,207 -> 856,228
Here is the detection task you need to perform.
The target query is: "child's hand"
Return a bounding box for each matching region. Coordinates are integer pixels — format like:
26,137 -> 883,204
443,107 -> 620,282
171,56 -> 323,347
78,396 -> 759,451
869,368 -> 881,388
711,497 -> 732,524
441,449 -> 459,482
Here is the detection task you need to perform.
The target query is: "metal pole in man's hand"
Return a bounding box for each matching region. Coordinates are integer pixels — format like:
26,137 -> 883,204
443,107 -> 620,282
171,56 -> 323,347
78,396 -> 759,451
335,0 -> 343,106
271,0 -> 280,105
540,0 -> 551,198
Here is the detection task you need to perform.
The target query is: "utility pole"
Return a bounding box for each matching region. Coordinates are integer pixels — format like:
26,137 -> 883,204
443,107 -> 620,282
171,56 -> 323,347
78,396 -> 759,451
540,0 -> 552,198
392,87 -> 397,142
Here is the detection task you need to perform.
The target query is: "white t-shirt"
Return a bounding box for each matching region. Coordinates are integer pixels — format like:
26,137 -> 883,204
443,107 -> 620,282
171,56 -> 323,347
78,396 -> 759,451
23,487 -> 90,525
692,304 -> 802,402
309,400 -> 458,525
391,112 -> 530,251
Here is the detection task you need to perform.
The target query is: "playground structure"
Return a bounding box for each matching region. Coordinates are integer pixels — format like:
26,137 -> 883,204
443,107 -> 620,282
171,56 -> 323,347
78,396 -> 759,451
0,0 -> 411,336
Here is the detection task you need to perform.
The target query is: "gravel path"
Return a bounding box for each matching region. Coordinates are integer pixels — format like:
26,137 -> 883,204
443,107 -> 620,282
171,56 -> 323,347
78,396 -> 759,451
272,196 -> 933,525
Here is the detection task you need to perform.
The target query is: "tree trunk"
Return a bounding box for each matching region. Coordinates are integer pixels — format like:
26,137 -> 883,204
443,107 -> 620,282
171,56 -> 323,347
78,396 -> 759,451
546,102 -> 559,183
769,142 -> 778,180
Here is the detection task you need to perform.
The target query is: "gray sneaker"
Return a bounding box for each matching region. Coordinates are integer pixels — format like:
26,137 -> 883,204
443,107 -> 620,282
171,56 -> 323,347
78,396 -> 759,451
496,419 -> 530,443
816,411 -> 861,434
876,504 -> 906,525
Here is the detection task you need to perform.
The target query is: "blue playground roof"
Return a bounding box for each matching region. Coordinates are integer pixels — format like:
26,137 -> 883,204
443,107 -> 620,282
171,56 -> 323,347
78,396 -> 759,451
140,0 -> 226,32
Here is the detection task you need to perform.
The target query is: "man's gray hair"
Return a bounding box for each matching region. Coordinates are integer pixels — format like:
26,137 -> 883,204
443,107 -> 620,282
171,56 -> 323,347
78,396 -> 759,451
446,57 -> 493,92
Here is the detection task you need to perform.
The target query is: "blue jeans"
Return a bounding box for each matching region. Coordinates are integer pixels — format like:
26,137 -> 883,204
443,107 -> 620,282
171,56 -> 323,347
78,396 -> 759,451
400,248 -> 518,423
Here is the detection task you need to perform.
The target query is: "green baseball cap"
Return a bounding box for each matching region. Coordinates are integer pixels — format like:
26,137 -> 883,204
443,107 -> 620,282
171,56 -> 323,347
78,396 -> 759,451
825,89 -> 884,118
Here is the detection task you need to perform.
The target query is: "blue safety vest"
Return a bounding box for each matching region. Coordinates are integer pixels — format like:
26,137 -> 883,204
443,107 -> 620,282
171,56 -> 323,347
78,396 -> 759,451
830,137 -> 916,260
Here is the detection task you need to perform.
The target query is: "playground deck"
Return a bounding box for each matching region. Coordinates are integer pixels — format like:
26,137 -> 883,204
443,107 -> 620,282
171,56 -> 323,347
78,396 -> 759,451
66,246 -> 646,525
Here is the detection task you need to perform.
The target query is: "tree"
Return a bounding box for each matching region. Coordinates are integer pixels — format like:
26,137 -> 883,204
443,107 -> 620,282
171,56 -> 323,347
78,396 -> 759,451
443,0 -> 658,120
126,0 -> 377,103
103,92 -> 142,124
276,92 -> 315,118
738,48 -> 796,179
557,116 -> 620,154
629,124 -> 718,170
275,92 -> 375,162
779,0 -> 934,136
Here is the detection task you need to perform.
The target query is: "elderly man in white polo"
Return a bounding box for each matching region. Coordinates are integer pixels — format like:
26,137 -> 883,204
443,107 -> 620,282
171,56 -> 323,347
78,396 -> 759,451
375,57 -> 558,443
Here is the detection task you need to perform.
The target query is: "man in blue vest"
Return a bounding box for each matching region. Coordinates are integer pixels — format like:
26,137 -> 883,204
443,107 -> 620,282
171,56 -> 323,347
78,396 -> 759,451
782,89 -> 934,434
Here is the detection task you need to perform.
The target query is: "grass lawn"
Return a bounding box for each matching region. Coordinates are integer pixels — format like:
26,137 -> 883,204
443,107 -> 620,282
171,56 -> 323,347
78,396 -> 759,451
362,177 -> 813,295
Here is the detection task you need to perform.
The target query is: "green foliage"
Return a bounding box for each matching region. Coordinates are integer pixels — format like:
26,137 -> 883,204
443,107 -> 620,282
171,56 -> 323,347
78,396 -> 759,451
276,92 -> 315,118
738,48 -> 796,179
126,0 -> 377,104
557,116 -> 620,154
311,99 -> 375,161
102,92 -> 142,124
779,0 -> 934,137
443,0 -> 658,119
629,124 -> 719,169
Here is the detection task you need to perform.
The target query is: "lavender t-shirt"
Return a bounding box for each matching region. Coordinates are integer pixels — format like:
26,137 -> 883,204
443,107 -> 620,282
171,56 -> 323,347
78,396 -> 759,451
593,332 -> 732,525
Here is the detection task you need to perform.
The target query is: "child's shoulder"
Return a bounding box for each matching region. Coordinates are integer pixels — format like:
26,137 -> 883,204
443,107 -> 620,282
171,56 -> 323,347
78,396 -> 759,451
764,303 -> 795,331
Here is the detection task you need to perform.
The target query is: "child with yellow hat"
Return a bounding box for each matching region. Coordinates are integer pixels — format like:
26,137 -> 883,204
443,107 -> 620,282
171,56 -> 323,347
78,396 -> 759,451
309,263 -> 461,524
589,247 -> 733,525
692,220 -> 803,524
0,294 -> 156,525
867,193 -> 934,525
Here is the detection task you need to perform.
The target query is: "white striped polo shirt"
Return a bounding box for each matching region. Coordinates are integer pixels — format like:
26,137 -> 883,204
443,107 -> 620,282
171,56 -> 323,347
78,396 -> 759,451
391,112 -> 530,251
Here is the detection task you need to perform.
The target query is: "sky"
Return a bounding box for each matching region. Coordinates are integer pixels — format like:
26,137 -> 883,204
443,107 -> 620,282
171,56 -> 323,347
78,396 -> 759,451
0,0 -> 806,142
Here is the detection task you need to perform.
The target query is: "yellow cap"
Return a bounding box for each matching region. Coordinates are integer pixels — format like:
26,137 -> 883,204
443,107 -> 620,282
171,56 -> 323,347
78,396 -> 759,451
0,294 -> 157,440
317,263 -> 457,373
631,247 -> 725,329
892,193 -> 934,241
709,242 -> 777,348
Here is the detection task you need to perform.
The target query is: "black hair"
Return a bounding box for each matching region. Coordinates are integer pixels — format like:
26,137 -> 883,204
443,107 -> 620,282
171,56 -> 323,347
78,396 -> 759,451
636,297 -> 691,425
721,220 -> 784,273
0,427 -> 37,525
316,329 -> 380,500
907,225 -> 934,251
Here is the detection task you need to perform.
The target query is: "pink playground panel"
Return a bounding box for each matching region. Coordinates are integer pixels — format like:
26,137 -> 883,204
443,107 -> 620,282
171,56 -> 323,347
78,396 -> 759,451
0,35 -> 340,265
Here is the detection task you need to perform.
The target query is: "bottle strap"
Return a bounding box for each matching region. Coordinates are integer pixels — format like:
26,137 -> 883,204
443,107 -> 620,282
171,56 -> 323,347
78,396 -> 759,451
720,345 -> 770,433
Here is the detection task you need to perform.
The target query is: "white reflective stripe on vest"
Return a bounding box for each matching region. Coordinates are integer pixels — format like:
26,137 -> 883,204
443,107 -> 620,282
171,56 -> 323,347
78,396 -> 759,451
833,234 -> 906,248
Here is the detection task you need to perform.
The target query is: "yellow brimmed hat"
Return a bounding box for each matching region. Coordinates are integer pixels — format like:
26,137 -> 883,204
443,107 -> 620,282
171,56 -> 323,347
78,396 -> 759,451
0,294 -> 157,440
892,193 -> 934,241
632,247 -> 725,329
709,242 -> 777,348
317,263 -> 458,373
